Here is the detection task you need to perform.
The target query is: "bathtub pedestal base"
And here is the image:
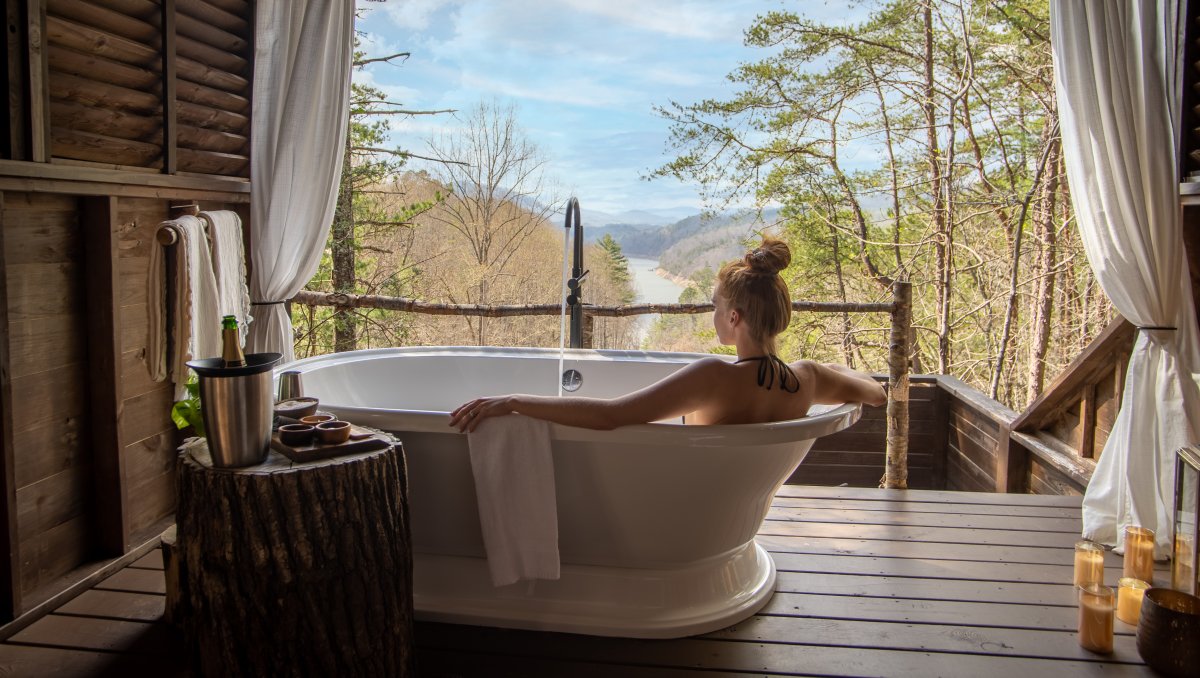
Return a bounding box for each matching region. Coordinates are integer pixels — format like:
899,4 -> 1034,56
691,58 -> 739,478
413,540 -> 776,639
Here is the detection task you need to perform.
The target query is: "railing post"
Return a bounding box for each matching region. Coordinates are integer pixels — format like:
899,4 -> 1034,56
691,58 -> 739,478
582,310 -> 594,349
885,281 -> 911,489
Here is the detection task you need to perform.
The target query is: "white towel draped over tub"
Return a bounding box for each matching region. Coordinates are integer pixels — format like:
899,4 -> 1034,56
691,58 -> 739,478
200,210 -> 252,345
467,415 -> 561,587
147,215 -> 222,400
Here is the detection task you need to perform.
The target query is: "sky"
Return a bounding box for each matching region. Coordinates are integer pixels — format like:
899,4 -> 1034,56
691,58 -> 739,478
354,0 -> 869,216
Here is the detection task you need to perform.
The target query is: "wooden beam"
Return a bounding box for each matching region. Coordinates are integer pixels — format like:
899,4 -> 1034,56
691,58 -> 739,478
161,0 -> 176,175
25,0 -> 49,161
1010,316 -> 1135,432
0,157 -> 248,193
290,289 -> 894,318
0,193 -> 22,621
81,195 -> 129,555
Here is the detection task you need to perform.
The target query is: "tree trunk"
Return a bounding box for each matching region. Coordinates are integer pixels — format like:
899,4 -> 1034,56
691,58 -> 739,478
1025,129 -> 1062,404
332,136 -> 357,352
922,1 -> 950,374
175,441 -> 413,678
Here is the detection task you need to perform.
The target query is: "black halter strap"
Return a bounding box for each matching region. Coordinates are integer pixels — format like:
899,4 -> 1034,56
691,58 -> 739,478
735,354 -> 800,393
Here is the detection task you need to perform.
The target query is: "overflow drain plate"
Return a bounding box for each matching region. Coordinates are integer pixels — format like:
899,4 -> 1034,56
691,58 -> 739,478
561,369 -> 583,392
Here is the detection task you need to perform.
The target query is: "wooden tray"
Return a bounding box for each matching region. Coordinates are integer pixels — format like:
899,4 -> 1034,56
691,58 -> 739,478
271,425 -> 392,462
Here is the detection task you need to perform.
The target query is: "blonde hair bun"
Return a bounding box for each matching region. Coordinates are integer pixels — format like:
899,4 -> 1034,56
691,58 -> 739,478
743,237 -> 791,275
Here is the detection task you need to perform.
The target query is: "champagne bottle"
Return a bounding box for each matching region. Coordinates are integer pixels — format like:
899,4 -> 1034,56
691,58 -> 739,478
221,315 -> 246,367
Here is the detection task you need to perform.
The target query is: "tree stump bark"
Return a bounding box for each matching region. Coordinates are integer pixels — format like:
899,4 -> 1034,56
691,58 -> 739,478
175,439 -> 413,677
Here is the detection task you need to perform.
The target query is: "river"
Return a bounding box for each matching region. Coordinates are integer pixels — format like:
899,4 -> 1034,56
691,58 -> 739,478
626,256 -> 688,340
627,256 -> 687,304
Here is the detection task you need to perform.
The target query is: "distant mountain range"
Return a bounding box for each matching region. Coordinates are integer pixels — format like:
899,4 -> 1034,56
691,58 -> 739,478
585,208 -> 784,280
580,206 -> 698,228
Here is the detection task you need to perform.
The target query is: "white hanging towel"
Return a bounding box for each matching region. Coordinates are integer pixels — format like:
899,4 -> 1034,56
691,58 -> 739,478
200,210 -> 252,344
146,216 -> 222,400
467,415 -> 560,586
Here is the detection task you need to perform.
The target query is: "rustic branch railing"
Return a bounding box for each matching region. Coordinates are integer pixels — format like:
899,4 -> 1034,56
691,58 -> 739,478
290,281 -> 913,488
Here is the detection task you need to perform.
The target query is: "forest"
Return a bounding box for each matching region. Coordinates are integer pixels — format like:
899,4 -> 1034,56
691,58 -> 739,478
293,0 -> 1105,412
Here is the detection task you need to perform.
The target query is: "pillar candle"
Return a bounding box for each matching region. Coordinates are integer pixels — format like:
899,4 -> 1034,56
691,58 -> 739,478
1115,577 -> 1149,626
1074,540 -> 1104,587
1078,584 -> 1114,654
1123,526 -> 1155,584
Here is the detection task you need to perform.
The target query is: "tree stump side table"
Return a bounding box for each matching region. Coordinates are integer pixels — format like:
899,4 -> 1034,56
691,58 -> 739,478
172,438 -> 413,678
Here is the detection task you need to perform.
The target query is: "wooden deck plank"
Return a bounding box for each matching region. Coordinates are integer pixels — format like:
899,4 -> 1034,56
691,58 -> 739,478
766,505 -> 1082,533
759,534 -> 1174,579
55,589 -> 165,622
128,550 -> 163,570
415,623 -> 1147,677
770,552 -> 1122,585
776,484 -> 1085,507
8,614 -> 176,654
706,614 -> 1142,664
774,571 -> 1075,607
757,591 -> 1139,636
416,649 -> 766,678
772,495 -> 1084,519
0,643 -> 179,677
758,519 -> 1079,548
90,567 -> 166,595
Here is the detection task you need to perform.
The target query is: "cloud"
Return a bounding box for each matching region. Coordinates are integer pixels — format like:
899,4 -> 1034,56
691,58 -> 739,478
559,0 -> 747,40
373,0 -> 461,32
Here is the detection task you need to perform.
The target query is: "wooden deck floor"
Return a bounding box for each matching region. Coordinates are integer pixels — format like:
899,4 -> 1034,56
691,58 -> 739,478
0,486 -> 1161,676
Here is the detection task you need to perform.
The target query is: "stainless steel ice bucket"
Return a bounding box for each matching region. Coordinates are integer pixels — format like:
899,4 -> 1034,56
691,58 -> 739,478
187,353 -> 282,468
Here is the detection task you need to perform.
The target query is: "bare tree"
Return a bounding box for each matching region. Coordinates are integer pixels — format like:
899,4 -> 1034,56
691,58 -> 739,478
425,102 -> 559,343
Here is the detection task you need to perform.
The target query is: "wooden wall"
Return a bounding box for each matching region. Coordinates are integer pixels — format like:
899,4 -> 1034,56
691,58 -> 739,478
788,378 -> 944,490
0,0 -> 254,624
1,193 -> 91,607
42,0 -> 251,176
940,377 -> 1018,493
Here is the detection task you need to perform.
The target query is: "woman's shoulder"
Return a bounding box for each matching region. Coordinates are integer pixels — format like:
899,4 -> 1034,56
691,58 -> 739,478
687,356 -> 735,372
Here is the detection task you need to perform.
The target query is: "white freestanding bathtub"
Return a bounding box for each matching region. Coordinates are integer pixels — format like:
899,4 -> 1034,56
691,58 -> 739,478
280,346 -> 861,638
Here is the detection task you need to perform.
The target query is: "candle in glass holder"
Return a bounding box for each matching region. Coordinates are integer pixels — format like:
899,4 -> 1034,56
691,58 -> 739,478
1074,540 -> 1105,587
1116,577 -> 1150,625
1123,526 -> 1155,583
1078,584 -> 1115,654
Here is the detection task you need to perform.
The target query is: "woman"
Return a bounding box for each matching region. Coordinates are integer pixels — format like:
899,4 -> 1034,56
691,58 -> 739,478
450,237 -> 886,432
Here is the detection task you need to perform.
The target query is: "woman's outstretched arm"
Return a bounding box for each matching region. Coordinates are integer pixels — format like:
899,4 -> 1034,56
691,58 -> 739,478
449,357 -> 726,432
803,362 -> 887,407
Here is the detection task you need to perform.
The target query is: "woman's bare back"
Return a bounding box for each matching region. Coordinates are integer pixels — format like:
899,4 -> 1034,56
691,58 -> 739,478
686,359 -> 815,425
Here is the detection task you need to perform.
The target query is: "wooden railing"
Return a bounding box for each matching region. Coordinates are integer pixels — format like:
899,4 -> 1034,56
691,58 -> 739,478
291,281 -> 915,488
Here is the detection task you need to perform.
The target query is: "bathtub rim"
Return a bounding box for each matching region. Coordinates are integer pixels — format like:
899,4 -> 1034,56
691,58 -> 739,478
281,346 -> 864,446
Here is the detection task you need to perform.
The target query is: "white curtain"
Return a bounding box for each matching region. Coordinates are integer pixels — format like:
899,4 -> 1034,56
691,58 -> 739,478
249,0 -> 353,363
1052,0 -> 1200,556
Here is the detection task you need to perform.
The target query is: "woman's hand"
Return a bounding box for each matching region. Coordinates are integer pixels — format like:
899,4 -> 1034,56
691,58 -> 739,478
449,396 -> 517,433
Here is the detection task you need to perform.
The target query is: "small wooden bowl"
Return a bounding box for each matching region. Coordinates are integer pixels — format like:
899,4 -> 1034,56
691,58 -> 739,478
274,397 -> 319,419
315,420 -> 351,445
278,423 -> 315,446
300,414 -> 336,425
1136,588 -> 1200,678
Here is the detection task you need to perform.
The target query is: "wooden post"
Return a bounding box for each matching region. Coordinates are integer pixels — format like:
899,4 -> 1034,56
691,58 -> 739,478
884,281 -> 911,489
0,194 -> 19,620
82,196 -> 129,555
161,0 -> 177,174
582,309 -> 594,349
24,0 -> 48,162
176,441 -> 414,677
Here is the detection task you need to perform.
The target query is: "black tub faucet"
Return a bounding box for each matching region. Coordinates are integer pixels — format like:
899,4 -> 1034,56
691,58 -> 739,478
564,197 -> 588,348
